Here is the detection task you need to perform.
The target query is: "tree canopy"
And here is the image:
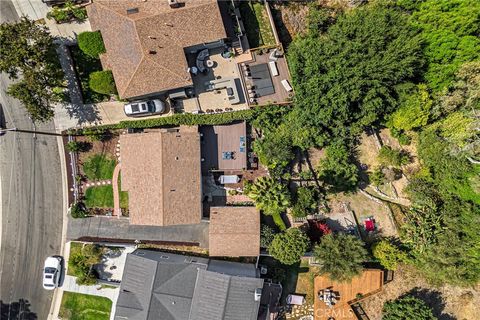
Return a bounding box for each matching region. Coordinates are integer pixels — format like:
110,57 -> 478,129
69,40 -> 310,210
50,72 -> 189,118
0,18 -> 64,122
313,233 -> 368,282
268,228 -> 310,265
287,5 -> 424,148
382,295 -> 436,320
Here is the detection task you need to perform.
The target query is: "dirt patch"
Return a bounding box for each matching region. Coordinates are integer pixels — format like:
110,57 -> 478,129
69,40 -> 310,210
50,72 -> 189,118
361,265 -> 480,320
329,192 -> 398,238
271,2 -> 310,46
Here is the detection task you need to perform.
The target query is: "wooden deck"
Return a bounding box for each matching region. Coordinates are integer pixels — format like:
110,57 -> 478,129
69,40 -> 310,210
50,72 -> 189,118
314,269 -> 384,320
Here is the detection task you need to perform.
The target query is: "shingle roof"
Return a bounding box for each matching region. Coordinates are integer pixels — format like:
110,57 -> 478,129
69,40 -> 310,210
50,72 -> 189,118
120,129 -> 202,226
87,0 -> 227,99
209,206 -> 260,257
114,250 -> 264,320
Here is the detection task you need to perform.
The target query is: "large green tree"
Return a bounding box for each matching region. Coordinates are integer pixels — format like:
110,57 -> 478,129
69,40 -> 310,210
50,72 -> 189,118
268,228 -> 310,265
383,295 -> 436,320
287,5 -> 424,148
0,18 -> 64,122
409,0 -> 480,91
313,233 -> 368,282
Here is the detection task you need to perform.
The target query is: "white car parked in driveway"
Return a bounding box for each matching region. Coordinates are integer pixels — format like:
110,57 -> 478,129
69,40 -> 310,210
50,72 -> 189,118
124,99 -> 165,117
43,256 -> 62,290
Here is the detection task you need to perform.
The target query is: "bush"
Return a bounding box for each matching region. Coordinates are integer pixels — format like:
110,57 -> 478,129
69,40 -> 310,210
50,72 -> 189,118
372,239 -> 408,270
313,233 -> 368,282
47,7 -> 70,23
83,127 -> 110,142
370,168 -> 386,186
291,187 -> 318,218
383,295 -> 436,320
378,146 -> 410,167
390,128 -> 412,145
70,202 -> 87,218
68,244 -> 103,285
260,225 -> 276,248
89,70 -> 117,95
77,31 -> 106,58
268,228 -> 310,265
66,140 -> 82,152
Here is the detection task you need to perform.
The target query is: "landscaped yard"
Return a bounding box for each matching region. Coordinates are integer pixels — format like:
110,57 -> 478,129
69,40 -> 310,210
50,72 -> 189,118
70,45 -> 110,103
82,154 -> 116,181
84,185 -> 128,209
59,292 -> 112,320
239,1 -> 276,48
67,242 -> 84,277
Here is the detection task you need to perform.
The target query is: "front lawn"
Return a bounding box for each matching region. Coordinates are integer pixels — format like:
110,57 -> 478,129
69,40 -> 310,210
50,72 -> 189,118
84,185 -> 128,209
70,45 -> 110,103
239,1 -> 276,48
82,154 -> 116,181
67,242 -> 84,276
59,292 -> 112,320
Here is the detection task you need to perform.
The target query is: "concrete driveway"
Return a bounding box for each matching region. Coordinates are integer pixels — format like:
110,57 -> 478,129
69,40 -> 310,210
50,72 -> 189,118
67,217 -> 209,247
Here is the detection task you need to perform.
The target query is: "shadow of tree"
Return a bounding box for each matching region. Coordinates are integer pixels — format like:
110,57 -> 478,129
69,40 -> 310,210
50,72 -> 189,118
63,103 -> 102,125
0,299 -> 37,320
406,287 -> 457,320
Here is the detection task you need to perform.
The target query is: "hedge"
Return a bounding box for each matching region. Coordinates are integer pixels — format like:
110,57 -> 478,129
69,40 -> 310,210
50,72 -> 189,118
77,31 -> 106,58
89,70 -> 117,95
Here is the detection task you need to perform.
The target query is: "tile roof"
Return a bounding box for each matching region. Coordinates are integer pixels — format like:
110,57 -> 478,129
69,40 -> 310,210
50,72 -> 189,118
114,249 -> 264,320
87,0 -> 227,99
120,129 -> 202,226
209,206 -> 260,257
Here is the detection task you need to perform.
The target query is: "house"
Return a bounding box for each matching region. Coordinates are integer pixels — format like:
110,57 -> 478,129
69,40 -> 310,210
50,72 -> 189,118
313,269 -> 384,320
120,128 -> 202,226
209,206 -> 260,257
87,0 -> 228,100
114,249 -> 278,320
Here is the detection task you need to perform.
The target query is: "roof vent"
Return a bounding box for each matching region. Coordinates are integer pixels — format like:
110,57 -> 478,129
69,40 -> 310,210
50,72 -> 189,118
254,288 -> 262,302
126,7 -> 139,14
148,36 -> 157,40
149,50 -> 157,55
168,0 -> 180,8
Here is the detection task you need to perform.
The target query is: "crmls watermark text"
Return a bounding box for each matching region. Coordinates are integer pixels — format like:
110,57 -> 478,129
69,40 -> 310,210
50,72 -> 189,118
315,307 -> 357,318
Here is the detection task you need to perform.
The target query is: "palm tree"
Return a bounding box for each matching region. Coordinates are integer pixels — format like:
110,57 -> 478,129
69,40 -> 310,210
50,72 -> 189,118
245,177 -> 290,230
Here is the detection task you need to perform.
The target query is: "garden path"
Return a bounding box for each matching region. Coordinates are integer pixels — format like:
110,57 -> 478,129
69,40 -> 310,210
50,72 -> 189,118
112,163 -> 121,217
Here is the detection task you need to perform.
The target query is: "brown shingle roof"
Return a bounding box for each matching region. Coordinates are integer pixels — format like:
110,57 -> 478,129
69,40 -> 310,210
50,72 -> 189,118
209,206 -> 260,257
87,0 -> 227,99
120,129 -> 202,226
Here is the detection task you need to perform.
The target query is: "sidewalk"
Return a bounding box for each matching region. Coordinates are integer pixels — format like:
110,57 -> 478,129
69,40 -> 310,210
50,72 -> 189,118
10,0 -> 49,21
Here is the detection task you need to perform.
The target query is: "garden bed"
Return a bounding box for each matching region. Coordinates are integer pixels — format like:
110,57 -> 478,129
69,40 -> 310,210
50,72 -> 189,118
59,292 -> 112,320
69,45 -> 110,103
239,1 -> 276,48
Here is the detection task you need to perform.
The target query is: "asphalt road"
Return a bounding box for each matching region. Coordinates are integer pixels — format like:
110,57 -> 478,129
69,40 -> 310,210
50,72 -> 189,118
0,2 -> 64,319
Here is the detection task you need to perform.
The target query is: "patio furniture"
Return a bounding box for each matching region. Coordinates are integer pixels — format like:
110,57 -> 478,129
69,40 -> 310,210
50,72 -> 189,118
250,64 -> 275,96
215,108 -> 223,113
269,48 -> 280,61
364,217 -> 376,232
269,61 -> 279,77
222,151 -> 235,160
196,49 -> 209,72
281,79 -> 293,92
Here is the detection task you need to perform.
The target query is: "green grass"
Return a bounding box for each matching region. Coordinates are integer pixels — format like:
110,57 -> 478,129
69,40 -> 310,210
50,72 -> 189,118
82,154 -> 116,181
84,185 -> 128,209
67,242 -> 84,276
59,292 -> 112,320
70,45 -> 110,104
239,1 -> 276,48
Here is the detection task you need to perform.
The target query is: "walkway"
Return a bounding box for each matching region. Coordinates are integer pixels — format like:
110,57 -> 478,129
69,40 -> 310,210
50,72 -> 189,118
112,163 -> 121,217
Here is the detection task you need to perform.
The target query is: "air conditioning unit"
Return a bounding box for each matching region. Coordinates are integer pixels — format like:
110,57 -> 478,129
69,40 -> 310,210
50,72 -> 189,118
168,0 -> 180,8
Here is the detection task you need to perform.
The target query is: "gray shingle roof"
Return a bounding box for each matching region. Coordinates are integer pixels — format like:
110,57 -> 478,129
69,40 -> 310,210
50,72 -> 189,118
114,250 -> 264,320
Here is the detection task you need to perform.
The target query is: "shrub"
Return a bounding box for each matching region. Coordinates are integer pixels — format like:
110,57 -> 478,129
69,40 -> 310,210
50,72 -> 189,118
383,295 -> 435,320
47,7 -> 70,23
370,168 -> 386,186
70,202 -> 87,218
291,187 -> 318,218
372,239 -> 408,270
89,70 -> 117,95
260,225 -> 276,248
378,146 -> 410,167
390,127 -> 412,145
68,244 -> 103,285
66,140 -> 82,152
269,228 -> 310,265
83,127 -> 110,142
77,31 -> 106,58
